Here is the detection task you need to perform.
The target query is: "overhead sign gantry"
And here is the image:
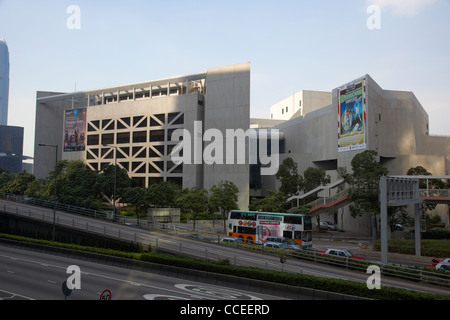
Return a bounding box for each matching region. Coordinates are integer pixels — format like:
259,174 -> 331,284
379,176 -> 423,265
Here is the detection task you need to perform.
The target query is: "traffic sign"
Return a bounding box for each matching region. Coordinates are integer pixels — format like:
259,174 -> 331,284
62,281 -> 72,299
100,290 -> 112,300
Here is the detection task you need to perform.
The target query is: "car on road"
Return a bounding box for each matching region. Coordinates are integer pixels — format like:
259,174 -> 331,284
219,237 -> 244,245
264,236 -> 303,250
320,248 -> 365,260
263,242 -> 290,250
316,221 -> 338,231
435,262 -> 450,272
393,223 -> 404,231
427,257 -> 450,268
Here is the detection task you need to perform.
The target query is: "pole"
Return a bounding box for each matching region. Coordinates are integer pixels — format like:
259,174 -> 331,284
113,146 -> 117,220
53,144 -> 57,241
414,203 -> 421,257
379,176 -> 388,265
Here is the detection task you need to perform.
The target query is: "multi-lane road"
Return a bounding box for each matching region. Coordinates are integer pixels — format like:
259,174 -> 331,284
1,197 -> 449,299
0,243 -> 288,301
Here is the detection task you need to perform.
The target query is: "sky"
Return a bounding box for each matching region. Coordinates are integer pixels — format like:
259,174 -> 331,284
0,0 -> 449,159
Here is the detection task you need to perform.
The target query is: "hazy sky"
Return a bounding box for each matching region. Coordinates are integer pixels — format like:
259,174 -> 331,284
0,0 -> 449,158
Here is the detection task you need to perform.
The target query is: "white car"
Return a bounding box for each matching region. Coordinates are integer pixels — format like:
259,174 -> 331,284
220,237 -> 243,244
264,242 -> 290,250
435,261 -> 450,272
320,248 -> 365,260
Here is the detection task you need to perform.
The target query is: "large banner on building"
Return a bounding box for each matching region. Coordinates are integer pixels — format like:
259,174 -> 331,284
64,108 -> 86,152
338,79 -> 366,152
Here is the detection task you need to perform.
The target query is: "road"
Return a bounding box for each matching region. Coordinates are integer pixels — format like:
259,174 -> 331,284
1,197 -> 449,297
0,242 -> 287,301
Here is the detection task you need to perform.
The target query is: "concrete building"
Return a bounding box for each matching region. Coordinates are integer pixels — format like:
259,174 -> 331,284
255,74 -> 450,234
34,62 -> 251,209
0,39 -> 9,126
34,64 -> 449,234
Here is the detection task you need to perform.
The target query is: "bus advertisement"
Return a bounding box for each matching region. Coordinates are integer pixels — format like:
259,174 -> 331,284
227,210 -> 312,248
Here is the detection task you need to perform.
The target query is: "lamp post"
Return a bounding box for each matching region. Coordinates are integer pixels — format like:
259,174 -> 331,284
38,143 -> 58,241
102,144 -> 117,219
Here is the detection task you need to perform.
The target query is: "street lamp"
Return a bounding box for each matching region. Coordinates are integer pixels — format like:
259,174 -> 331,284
38,143 -> 58,241
102,144 -> 117,219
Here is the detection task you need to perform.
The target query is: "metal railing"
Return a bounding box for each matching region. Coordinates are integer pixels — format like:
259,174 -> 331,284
420,189 -> 450,198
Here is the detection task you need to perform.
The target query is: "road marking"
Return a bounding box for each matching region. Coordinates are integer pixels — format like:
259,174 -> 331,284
0,288 -> 35,300
6,270 -> 15,274
47,280 -> 57,284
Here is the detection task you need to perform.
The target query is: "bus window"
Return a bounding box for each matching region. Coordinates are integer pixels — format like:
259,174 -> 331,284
304,216 -> 312,230
284,216 -> 302,224
283,230 -> 293,239
294,231 -> 302,240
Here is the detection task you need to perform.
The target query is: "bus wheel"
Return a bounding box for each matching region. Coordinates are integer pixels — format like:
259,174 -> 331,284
246,237 -> 254,244
238,236 -> 244,241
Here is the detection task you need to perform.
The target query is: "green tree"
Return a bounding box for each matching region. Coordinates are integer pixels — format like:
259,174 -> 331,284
299,167 -> 331,193
209,180 -> 239,232
175,187 -> 209,230
146,181 -> 181,208
249,190 -> 286,213
407,165 -> 445,230
121,187 -> 147,219
275,157 -> 300,198
96,164 -> 132,210
0,172 -> 35,195
347,150 -> 388,218
57,160 -> 101,209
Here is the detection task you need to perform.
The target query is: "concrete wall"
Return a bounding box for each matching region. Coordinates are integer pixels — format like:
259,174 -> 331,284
204,62 -> 251,210
269,90 -> 331,121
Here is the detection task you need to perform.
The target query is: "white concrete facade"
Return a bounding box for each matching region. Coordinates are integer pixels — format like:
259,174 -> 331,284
269,90 -> 331,121
34,62 -> 251,210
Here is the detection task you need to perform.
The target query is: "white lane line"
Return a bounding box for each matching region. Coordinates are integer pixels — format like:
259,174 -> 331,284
0,288 -> 35,300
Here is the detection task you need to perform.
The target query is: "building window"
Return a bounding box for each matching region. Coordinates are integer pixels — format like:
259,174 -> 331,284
149,145 -> 165,157
149,161 -> 164,173
116,132 -> 130,144
101,133 -> 114,145
286,106 -> 288,112
133,131 -> 147,143
87,134 -> 99,146
150,130 -> 165,142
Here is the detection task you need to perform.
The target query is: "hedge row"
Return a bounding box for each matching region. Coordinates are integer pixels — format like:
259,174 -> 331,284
423,230 -> 450,240
373,239 -> 450,257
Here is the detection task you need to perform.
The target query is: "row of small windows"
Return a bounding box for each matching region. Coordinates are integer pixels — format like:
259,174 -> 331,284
88,113 -> 183,132
87,161 -> 182,174
86,129 -> 182,146
87,145 -> 182,159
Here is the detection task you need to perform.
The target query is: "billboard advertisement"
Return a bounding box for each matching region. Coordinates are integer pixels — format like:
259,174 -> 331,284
338,78 -> 366,152
64,108 -> 86,152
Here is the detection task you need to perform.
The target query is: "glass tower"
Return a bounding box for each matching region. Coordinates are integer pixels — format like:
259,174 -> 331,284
0,39 -> 10,126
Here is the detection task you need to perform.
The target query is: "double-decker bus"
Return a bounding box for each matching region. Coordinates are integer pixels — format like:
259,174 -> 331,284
227,210 -> 312,248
